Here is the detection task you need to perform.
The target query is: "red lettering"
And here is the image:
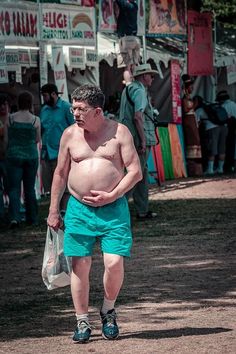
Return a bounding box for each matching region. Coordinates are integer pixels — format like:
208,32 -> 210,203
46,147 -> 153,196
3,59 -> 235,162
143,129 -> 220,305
30,14 -> 37,37
17,12 -> 21,35
5,12 -> 10,35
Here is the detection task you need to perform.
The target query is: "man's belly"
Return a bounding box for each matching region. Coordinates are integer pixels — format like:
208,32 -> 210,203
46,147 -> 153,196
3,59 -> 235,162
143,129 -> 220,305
67,158 -> 123,200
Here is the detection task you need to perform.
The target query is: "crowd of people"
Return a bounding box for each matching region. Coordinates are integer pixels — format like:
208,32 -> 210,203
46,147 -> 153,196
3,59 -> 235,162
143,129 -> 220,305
181,75 -> 236,177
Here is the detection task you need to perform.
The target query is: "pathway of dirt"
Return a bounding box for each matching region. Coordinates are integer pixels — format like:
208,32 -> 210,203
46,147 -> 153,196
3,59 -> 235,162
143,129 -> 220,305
0,175 -> 236,354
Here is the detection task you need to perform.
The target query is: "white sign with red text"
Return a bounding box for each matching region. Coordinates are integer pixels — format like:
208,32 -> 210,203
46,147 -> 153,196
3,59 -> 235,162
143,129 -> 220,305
52,45 -> 69,101
0,2 -> 39,44
42,4 -> 96,46
68,47 -> 85,69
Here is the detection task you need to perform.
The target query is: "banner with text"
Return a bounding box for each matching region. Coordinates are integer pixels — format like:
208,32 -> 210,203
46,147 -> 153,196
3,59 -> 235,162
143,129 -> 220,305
0,2 -> 39,44
52,45 -> 69,101
86,49 -> 98,67
187,11 -> 213,76
171,60 -> 182,124
41,4 -> 96,46
68,47 -> 85,69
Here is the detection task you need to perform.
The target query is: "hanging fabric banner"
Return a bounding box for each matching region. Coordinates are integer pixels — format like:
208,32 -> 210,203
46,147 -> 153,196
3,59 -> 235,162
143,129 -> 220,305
39,41 -> 48,99
171,60 -> 182,124
148,0 -> 186,36
187,11 -> 213,76
52,45 -> 69,102
226,64 -> 236,85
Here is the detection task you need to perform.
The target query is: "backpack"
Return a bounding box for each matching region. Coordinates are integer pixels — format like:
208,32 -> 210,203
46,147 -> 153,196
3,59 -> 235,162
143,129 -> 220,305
202,102 -> 228,125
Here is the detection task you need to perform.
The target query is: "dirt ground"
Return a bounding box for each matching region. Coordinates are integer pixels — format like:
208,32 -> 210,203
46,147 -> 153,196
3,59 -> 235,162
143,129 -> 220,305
0,175 -> 236,354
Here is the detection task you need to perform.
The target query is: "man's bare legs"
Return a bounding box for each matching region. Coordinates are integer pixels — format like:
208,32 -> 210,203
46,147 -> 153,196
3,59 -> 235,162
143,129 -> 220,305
71,256 -> 92,343
103,253 -> 124,301
100,253 -> 124,339
71,253 -> 124,340
71,256 -> 92,314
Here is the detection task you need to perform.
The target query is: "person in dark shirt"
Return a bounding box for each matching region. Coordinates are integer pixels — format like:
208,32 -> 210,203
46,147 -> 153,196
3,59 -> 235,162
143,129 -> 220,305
115,0 -> 140,85
116,0 -> 138,37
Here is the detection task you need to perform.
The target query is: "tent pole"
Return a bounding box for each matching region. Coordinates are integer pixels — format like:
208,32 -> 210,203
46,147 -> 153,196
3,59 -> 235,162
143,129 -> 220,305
213,10 -> 217,100
142,35 -> 147,63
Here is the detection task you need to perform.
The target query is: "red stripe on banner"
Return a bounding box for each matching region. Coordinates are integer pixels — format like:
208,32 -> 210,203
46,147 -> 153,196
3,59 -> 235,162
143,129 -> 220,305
187,10 -> 213,76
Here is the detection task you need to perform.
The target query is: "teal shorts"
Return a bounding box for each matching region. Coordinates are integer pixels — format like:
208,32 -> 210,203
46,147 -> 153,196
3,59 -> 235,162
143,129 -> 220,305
64,195 -> 132,257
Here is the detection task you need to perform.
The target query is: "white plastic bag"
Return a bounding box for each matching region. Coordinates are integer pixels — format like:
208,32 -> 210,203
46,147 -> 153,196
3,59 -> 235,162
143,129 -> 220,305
42,227 -> 72,290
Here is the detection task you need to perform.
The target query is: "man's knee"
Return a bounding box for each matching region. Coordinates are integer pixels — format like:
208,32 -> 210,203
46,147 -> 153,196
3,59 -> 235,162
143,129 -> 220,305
72,256 -> 92,275
104,254 -> 124,273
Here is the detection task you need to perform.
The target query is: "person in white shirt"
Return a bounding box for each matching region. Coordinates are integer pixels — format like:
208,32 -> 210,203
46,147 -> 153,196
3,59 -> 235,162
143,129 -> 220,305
193,95 -> 228,175
216,91 -> 236,173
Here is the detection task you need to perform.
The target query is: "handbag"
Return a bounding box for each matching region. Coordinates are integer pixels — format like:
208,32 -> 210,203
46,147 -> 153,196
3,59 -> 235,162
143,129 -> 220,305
41,227 -> 72,290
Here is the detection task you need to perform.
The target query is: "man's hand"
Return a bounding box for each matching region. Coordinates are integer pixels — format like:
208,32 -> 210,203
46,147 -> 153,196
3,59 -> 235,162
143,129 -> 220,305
47,210 -> 63,231
137,143 -> 146,155
82,190 -> 116,207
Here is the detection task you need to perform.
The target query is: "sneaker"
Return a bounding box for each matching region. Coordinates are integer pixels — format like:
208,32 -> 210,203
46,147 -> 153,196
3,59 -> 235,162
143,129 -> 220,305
9,220 -> 20,229
73,320 -> 91,343
100,309 -> 119,340
204,169 -> 214,176
136,210 -> 157,220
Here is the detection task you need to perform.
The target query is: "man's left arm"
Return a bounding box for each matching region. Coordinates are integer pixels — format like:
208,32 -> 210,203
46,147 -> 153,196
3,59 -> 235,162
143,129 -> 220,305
82,124 -> 142,206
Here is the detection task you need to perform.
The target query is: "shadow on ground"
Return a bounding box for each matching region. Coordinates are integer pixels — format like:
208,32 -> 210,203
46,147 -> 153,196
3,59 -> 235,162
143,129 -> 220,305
0,196 -> 236,341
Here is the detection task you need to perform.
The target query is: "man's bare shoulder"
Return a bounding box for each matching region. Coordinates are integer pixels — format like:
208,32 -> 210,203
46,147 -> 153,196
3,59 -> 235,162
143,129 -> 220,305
117,121 -> 131,134
63,123 -> 79,135
61,123 -> 83,141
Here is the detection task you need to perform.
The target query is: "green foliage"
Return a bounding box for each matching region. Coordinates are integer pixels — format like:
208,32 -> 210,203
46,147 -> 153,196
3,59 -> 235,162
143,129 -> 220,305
202,0 -> 236,28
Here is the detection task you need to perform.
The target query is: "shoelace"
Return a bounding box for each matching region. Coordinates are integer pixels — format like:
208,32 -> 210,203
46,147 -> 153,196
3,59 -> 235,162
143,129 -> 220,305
104,313 -> 117,327
77,320 -> 91,333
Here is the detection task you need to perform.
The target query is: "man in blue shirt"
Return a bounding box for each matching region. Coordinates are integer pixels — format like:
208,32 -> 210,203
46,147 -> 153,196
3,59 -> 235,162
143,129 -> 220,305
40,83 -> 74,211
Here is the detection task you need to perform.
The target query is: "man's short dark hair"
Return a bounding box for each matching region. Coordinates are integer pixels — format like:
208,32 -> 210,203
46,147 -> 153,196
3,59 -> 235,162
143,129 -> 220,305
41,83 -> 62,95
71,85 -> 105,109
216,90 -> 230,102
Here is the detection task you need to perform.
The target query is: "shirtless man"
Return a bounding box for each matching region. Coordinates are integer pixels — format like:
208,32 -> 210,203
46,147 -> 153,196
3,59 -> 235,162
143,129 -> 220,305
47,85 -> 142,343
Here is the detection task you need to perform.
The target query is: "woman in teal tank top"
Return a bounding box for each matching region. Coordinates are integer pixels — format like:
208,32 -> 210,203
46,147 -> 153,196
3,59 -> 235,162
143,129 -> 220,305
5,91 -> 41,228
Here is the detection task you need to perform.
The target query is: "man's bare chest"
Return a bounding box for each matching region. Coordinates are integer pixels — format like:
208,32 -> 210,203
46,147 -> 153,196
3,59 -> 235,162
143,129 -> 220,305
70,136 -> 120,163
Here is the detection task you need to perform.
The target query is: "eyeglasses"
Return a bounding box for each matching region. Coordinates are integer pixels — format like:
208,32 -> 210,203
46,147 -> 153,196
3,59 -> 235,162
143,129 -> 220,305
70,106 -> 94,115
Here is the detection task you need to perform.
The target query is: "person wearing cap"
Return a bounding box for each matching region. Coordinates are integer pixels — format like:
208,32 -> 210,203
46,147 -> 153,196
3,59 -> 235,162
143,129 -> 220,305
216,90 -> 236,173
119,63 -> 158,219
181,74 -> 202,176
40,83 -> 74,211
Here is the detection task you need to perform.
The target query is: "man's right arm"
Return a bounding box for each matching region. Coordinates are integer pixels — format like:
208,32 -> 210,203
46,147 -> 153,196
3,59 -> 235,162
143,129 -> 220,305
47,128 -> 72,230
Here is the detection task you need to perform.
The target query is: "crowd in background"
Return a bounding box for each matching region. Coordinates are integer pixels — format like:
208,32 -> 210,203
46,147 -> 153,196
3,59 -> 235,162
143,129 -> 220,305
0,72 -> 236,229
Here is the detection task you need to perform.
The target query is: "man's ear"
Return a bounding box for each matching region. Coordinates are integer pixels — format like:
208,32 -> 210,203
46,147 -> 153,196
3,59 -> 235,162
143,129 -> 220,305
95,107 -> 102,115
